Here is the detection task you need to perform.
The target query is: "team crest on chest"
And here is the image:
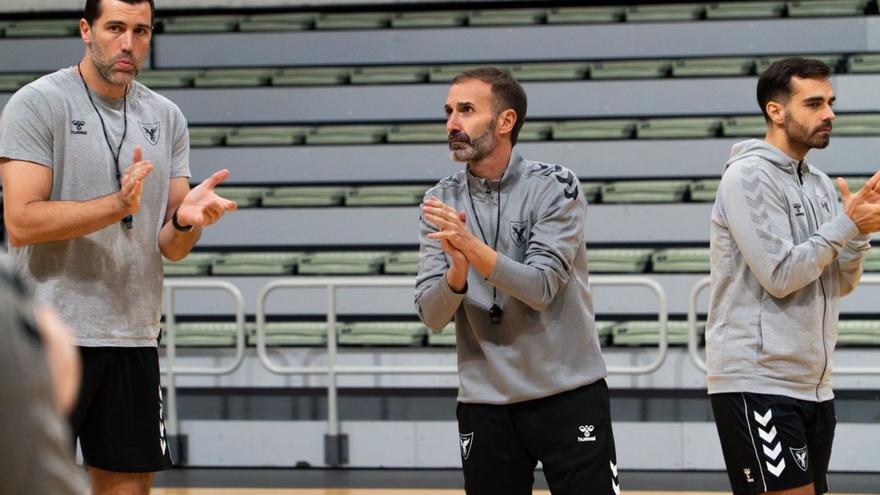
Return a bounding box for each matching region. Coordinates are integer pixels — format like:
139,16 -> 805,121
510,221 -> 528,246
139,121 -> 160,145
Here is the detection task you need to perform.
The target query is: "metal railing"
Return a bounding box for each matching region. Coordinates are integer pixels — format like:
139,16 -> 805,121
254,275 -> 668,464
688,274 -> 880,375
160,279 -> 246,449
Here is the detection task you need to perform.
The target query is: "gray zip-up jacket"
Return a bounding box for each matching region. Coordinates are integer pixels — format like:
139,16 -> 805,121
414,152 -> 607,405
706,139 -> 871,402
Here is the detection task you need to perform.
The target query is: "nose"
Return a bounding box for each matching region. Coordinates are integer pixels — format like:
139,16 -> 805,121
824,106 -> 835,121
446,112 -> 461,134
119,30 -> 134,51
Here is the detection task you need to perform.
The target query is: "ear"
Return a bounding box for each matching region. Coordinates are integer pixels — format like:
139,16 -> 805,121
765,100 -> 785,127
80,19 -> 92,44
496,108 -> 517,139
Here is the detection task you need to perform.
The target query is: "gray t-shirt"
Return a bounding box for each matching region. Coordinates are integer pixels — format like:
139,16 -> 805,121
0,255 -> 89,495
0,66 -> 191,346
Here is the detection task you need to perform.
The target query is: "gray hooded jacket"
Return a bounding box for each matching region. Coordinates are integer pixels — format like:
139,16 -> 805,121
414,152 -> 607,404
706,139 -> 870,402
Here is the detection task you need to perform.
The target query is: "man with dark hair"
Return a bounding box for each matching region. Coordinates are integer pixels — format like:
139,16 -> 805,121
0,0 -> 236,493
706,57 -> 880,495
415,67 -> 620,494
84,0 -> 156,26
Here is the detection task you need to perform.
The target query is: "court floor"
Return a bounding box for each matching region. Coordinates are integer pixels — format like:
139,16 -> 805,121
152,468 -> 880,494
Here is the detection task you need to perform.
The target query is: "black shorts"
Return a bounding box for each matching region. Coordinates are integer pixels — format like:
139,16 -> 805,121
710,392 -> 835,495
457,379 -> 619,495
70,346 -> 172,473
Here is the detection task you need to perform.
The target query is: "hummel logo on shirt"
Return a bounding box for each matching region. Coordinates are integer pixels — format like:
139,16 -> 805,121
70,119 -> 87,135
578,425 -> 597,442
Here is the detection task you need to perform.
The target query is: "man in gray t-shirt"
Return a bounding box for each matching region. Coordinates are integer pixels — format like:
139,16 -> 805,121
0,0 -> 235,492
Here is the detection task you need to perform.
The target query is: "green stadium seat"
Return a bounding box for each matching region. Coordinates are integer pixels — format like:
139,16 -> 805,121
194,69 -> 275,88
387,123 -> 447,143
580,182 -> 601,203
671,57 -> 755,77
163,252 -> 219,276
225,126 -> 311,146
248,322 -> 327,346
595,321 -> 616,342
211,252 -> 301,275
787,0 -> 867,17
305,125 -> 388,145
587,248 -> 654,273
136,70 -> 200,89
350,66 -> 429,85
601,180 -> 690,203
315,12 -> 391,30
297,251 -> 388,275
612,320 -> 703,346
689,179 -> 721,202
262,186 -> 349,207
704,1 -> 785,19
552,120 -> 636,140
391,11 -> 468,28
590,60 -> 672,79
212,187 -> 271,208
428,322 -> 456,346
863,247 -> 880,272
188,127 -> 231,147
161,15 -> 240,33
546,6 -> 625,24
636,117 -> 720,139
836,320 -> 880,346
272,67 -> 350,86
5,19 -> 79,37
345,185 -> 429,206
429,65 -> 508,83
846,53 -> 880,74
518,122 -> 552,141
0,73 -> 37,92
830,114 -> 880,136
384,251 -> 420,274
338,321 -> 427,346
160,322 -> 240,347
651,248 -> 711,273
508,62 -> 588,81
625,4 -> 704,22
756,54 -> 840,73
467,9 -> 546,26
722,116 -> 767,137
0,20 -> 12,36
239,13 -> 316,32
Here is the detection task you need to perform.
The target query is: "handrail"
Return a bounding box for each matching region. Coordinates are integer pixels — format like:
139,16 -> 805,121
688,274 -> 880,375
254,275 -> 669,464
160,279 -> 246,446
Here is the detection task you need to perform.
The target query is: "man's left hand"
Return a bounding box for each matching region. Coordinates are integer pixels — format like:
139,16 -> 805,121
176,169 -> 238,227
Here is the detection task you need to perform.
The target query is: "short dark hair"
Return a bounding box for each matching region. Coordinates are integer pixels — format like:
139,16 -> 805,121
84,0 -> 155,26
452,67 -> 527,146
756,57 -> 831,122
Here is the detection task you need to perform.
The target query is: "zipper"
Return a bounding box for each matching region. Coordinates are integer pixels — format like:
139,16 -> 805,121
796,165 -> 829,400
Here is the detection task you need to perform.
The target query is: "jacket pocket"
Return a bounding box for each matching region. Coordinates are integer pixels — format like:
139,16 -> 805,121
755,291 -> 820,382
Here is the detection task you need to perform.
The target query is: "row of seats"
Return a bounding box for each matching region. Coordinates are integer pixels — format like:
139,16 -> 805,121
210,176 -> 873,208
174,115 -> 880,149
165,246 -> 880,276
160,317 -> 880,348
3,53 -> 875,93
0,1 -> 866,38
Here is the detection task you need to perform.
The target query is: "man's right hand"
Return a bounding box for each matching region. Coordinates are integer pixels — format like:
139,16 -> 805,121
117,146 -> 154,215
838,170 -> 880,234
441,210 -> 469,293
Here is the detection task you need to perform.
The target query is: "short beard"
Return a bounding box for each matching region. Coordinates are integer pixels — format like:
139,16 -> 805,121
784,112 -> 831,150
88,40 -> 139,88
448,121 -> 497,163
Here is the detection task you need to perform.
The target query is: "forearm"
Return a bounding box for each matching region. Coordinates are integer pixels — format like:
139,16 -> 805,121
5,193 -> 128,247
415,275 -> 465,331
838,233 -> 871,296
458,237 -> 497,278
158,221 -> 202,261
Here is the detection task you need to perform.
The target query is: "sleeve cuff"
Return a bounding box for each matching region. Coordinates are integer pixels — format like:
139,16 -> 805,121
441,275 -> 467,300
487,252 -> 512,285
830,213 -> 860,245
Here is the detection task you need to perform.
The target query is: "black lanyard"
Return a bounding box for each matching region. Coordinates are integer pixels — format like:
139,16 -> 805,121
77,64 -> 133,230
466,176 -> 503,324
